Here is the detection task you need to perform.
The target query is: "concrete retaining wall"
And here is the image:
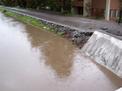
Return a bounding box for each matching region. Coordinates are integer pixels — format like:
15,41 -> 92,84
82,31 -> 122,78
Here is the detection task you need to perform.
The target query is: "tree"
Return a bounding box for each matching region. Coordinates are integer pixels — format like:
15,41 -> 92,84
61,0 -> 71,13
0,0 -> 72,13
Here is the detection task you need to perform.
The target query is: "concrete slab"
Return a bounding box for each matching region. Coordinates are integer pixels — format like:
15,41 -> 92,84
116,88 -> 122,91
82,31 -> 122,78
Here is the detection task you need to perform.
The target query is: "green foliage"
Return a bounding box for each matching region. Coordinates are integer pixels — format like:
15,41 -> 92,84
62,0 -> 71,13
0,0 -> 71,13
57,32 -> 65,36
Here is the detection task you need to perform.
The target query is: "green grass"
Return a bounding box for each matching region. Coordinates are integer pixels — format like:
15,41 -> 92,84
0,6 -> 65,36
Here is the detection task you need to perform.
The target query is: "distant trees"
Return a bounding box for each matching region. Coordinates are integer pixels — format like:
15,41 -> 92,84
0,0 -> 15,6
0,0 -> 71,13
61,0 -> 71,13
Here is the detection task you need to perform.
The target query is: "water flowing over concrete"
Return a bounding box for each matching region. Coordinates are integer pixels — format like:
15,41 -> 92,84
82,31 -> 122,78
0,13 -> 122,91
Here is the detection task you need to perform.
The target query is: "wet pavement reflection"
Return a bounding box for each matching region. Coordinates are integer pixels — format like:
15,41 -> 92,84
0,13 -> 122,91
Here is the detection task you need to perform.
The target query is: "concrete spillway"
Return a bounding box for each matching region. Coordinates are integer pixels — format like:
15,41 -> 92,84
82,31 -> 122,78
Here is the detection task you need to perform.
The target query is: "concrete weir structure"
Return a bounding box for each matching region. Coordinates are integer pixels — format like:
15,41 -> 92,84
82,31 -> 122,78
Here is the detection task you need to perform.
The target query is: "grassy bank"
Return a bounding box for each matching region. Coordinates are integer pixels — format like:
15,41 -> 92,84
0,7 -> 64,36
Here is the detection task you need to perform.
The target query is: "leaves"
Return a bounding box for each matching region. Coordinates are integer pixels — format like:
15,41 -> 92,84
0,0 -> 71,13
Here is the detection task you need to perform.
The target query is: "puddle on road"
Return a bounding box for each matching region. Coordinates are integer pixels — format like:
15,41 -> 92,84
0,13 -> 122,91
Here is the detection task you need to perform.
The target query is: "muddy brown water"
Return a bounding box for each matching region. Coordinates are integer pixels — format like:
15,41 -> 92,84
0,13 -> 122,91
